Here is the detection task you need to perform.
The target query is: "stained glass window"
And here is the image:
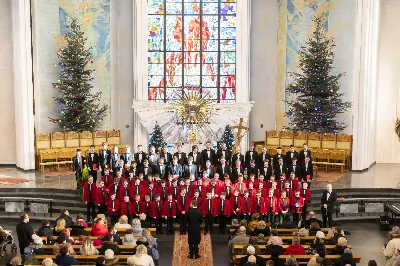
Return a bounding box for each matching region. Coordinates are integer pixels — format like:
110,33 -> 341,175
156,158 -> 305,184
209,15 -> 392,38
148,0 -> 236,103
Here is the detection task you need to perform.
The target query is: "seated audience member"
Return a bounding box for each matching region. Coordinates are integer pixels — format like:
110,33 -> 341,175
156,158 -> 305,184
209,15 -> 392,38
99,234 -> 121,255
104,249 -> 120,266
75,213 -> 88,228
320,258 -> 334,266
91,217 -> 109,237
36,219 -> 53,238
334,248 -> 355,266
132,218 -> 143,237
367,260 -> 377,266
267,230 -> 282,245
284,236 -> 305,255
266,260 -> 278,266
243,255 -> 258,266
228,219 -> 240,238
140,213 -> 152,228
330,237 -> 348,255
122,229 -> 136,245
55,245 -> 80,265
53,219 -> 66,236
309,222 -> 321,236
228,226 -> 250,255
265,236 -> 284,256
307,255 -> 324,266
52,235 -> 76,255
70,220 -> 87,236
6,256 -> 22,266
307,232 -> 326,255
142,228 -> 158,249
299,211 -> 323,229
41,258 -> 55,266
79,236 -> 99,255
240,237 -> 263,255
279,214 -> 296,229
298,227 -> 310,237
22,247 -> 40,265
114,215 -> 131,229
133,236 -> 159,262
54,209 -> 73,228
60,229 -> 74,244
108,225 -> 121,245
29,234 -> 45,255
327,225 -> 346,245
93,236 -> 104,247
248,214 -> 261,234
383,226 -> 400,266
253,220 -> 270,236
96,257 -> 106,266
127,244 -> 155,266
285,255 -> 298,266
239,245 -> 264,266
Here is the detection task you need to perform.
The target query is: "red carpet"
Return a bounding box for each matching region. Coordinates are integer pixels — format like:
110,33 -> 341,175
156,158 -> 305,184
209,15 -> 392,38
0,168 -> 12,172
0,175 -> 30,185
43,170 -> 73,177
172,231 -> 213,266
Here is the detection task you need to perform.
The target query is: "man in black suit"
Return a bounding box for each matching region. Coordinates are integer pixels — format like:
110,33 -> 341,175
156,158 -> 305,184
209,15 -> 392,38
272,147 -> 284,170
188,145 -> 202,173
321,184 -> 337,228
110,146 -> 121,177
285,145 -> 298,165
217,143 -> 232,164
134,145 -> 147,167
148,146 -> 160,172
73,149 -> 83,189
298,143 -> 312,162
160,145 -> 173,166
257,146 -> 271,171
202,140 -> 216,167
99,142 -> 111,176
203,160 -> 215,178
156,157 -> 168,180
185,200 -> 203,259
287,157 -> 301,179
86,145 -> 99,182
245,142 -> 258,169
232,146 -> 245,166
122,145 -> 134,165
301,156 -> 313,183
216,156 -> 231,179
260,160 -> 272,180
174,144 -> 187,166
274,157 -> 287,178
246,159 -> 258,178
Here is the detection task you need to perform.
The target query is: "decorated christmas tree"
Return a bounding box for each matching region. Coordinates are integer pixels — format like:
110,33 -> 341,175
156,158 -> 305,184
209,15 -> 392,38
218,125 -> 235,150
49,17 -> 108,132
149,123 -> 166,152
285,16 -> 352,133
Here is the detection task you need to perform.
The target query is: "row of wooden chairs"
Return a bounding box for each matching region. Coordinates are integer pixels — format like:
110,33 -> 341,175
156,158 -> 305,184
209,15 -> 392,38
233,254 -> 361,265
232,244 -> 353,256
41,244 -> 146,255
35,129 -> 121,155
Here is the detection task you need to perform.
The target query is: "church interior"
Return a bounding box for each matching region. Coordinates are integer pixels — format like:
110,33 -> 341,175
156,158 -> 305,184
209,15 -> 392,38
1,0 -> 400,265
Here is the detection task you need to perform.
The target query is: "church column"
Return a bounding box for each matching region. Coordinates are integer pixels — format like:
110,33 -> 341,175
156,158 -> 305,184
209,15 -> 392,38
236,0 -> 252,151
351,0 -> 380,171
11,0 -> 35,170
132,0 -> 149,151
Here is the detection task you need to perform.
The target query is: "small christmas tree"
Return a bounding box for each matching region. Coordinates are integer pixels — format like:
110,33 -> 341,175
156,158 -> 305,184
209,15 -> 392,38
218,125 -> 235,150
285,16 -> 352,133
49,17 -> 108,132
149,123 -> 166,152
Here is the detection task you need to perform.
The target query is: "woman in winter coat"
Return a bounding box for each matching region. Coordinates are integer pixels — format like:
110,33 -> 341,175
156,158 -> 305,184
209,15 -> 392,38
91,217 -> 109,237
284,236 -> 305,255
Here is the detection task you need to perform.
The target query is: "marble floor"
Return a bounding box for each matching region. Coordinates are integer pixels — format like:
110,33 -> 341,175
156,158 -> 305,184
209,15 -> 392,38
2,163 -> 400,189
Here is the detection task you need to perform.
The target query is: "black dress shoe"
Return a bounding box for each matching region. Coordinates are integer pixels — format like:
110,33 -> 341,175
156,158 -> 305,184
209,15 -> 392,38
195,254 -> 201,259
204,231 -> 208,235
188,255 -> 194,259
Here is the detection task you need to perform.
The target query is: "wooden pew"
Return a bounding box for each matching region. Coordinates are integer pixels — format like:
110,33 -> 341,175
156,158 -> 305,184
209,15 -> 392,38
233,255 -> 361,265
82,227 -> 156,237
35,255 -> 131,264
229,228 -> 330,236
232,244 -> 352,256
52,235 -> 155,241
230,236 -> 332,245
42,245 -> 138,255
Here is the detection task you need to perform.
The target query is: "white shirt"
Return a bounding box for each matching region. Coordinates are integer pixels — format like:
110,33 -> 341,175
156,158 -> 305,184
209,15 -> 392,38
327,192 -> 331,201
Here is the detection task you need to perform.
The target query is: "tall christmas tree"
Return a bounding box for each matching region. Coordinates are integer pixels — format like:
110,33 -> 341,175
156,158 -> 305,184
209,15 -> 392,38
149,123 -> 166,152
49,17 -> 108,132
285,16 -> 352,133
218,125 -> 235,150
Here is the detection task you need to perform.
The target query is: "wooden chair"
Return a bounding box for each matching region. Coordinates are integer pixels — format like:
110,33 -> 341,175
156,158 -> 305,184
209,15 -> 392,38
56,148 -> 74,169
80,131 -> 94,147
321,133 -> 336,150
330,150 -> 347,173
93,130 -> 107,146
51,132 -> 65,149
233,255 -> 361,265
107,129 -> 121,145
266,130 -> 279,152
39,149 -> 58,172
293,131 -> 307,148
279,130 -> 293,147
65,131 -> 80,148
336,133 -> 352,169
35,133 -> 51,155
307,132 -> 321,149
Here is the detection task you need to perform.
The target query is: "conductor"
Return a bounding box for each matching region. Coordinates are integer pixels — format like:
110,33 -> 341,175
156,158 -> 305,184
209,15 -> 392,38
320,183 -> 337,228
186,200 -> 203,259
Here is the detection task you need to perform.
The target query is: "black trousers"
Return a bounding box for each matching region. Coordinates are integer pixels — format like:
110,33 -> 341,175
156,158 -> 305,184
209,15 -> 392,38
155,216 -> 163,234
322,207 -> 334,227
75,172 -> 82,188
86,202 -> 96,221
179,213 -> 187,233
189,244 -> 199,256
231,212 -> 241,223
89,170 -> 97,182
302,203 -> 308,220
243,214 -> 251,223
205,214 -> 214,234
293,212 -> 301,227
167,217 -> 174,234
218,215 -> 227,235
110,214 -> 119,225
98,204 -> 106,215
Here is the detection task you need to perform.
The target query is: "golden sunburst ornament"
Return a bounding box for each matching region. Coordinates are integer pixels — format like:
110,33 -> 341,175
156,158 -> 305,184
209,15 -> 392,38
174,90 -> 212,128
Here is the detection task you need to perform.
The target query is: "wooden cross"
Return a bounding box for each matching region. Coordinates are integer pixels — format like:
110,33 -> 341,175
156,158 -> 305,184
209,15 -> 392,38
232,118 -> 250,146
